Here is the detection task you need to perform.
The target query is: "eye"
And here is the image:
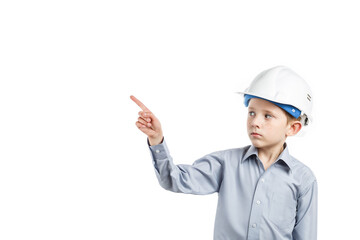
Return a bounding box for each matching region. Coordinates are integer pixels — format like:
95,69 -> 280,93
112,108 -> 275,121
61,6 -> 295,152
249,111 -> 255,117
265,114 -> 272,119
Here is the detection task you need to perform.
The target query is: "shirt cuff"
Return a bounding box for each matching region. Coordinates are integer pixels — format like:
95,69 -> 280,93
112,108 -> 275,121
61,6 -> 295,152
148,137 -> 170,161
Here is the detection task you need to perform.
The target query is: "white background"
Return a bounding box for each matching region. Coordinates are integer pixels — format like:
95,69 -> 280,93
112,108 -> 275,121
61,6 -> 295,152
0,0 -> 359,239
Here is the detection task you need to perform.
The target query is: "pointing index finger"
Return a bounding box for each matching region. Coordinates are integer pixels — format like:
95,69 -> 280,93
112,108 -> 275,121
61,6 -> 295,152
130,95 -> 150,112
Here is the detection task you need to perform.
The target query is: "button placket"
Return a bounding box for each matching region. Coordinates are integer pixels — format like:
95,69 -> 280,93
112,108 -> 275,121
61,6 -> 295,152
247,174 -> 267,239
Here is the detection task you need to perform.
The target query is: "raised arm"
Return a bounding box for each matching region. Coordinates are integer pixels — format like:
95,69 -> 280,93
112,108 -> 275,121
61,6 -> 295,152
130,95 -> 164,146
130,95 -> 223,194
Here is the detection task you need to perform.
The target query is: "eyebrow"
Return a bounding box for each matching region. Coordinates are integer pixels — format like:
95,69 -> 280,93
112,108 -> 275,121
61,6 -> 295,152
264,110 -> 276,115
248,107 -> 277,115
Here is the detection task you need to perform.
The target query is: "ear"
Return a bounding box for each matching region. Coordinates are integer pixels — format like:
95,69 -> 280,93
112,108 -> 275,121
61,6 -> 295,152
286,121 -> 302,137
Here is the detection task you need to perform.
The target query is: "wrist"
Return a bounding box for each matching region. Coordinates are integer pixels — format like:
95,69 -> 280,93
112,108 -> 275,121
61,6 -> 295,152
148,135 -> 164,146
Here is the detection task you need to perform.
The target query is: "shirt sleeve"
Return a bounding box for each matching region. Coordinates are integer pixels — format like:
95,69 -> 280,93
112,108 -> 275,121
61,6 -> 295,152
292,180 -> 318,240
148,138 -> 224,195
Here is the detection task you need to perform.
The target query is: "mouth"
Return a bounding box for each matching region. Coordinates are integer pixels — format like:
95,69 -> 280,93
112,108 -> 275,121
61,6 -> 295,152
250,132 -> 262,137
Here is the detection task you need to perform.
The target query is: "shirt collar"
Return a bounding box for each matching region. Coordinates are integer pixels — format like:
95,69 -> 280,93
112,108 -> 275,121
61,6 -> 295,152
242,145 -> 258,161
242,143 -> 295,171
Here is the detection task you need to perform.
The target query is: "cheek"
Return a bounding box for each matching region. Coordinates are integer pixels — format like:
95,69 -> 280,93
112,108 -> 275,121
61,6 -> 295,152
274,125 -> 289,138
265,123 -> 285,136
246,118 -> 252,126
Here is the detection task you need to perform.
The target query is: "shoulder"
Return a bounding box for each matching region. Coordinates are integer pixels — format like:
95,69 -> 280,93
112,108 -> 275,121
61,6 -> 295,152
291,156 -> 316,180
207,145 -> 252,164
211,145 -> 251,156
290,155 -> 317,196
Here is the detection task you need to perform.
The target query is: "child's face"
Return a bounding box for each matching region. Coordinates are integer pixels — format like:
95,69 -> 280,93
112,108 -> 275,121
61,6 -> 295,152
247,98 -> 290,150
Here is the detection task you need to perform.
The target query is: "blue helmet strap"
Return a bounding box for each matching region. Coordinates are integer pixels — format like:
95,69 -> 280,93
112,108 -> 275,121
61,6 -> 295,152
244,94 -> 301,119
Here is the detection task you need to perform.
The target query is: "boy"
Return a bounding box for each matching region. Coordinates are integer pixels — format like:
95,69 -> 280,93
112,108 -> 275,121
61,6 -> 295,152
131,66 -> 317,240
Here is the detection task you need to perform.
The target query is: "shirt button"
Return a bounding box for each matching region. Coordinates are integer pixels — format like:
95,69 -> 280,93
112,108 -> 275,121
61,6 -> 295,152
155,149 -> 160,153
261,178 -> 265,183
252,223 -> 257,228
256,200 -> 261,205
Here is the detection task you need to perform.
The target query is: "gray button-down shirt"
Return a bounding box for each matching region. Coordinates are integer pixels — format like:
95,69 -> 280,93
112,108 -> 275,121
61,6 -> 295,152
149,139 -> 317,240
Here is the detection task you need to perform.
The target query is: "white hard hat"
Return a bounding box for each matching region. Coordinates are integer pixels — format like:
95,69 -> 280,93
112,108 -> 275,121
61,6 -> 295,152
238,66 -> 313,126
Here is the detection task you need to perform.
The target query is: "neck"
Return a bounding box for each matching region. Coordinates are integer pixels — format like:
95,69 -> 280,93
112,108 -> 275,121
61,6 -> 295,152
257,143 -> 285,166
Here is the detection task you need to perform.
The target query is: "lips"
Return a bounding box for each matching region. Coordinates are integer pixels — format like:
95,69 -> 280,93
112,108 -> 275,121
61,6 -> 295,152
251,132 -> 262,137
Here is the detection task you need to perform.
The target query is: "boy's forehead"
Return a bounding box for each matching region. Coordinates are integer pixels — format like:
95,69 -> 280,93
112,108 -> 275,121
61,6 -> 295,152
248,98 -> 282,112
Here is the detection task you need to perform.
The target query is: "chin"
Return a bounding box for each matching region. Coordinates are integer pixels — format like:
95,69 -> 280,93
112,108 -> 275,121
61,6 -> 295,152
249,139 -> 264,148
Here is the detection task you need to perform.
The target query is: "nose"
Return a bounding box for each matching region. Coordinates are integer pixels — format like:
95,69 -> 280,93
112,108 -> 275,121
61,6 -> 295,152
249,115 -> 261,128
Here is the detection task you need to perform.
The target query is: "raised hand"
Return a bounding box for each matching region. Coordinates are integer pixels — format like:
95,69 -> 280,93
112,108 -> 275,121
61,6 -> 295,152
130,95 -> 164,146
